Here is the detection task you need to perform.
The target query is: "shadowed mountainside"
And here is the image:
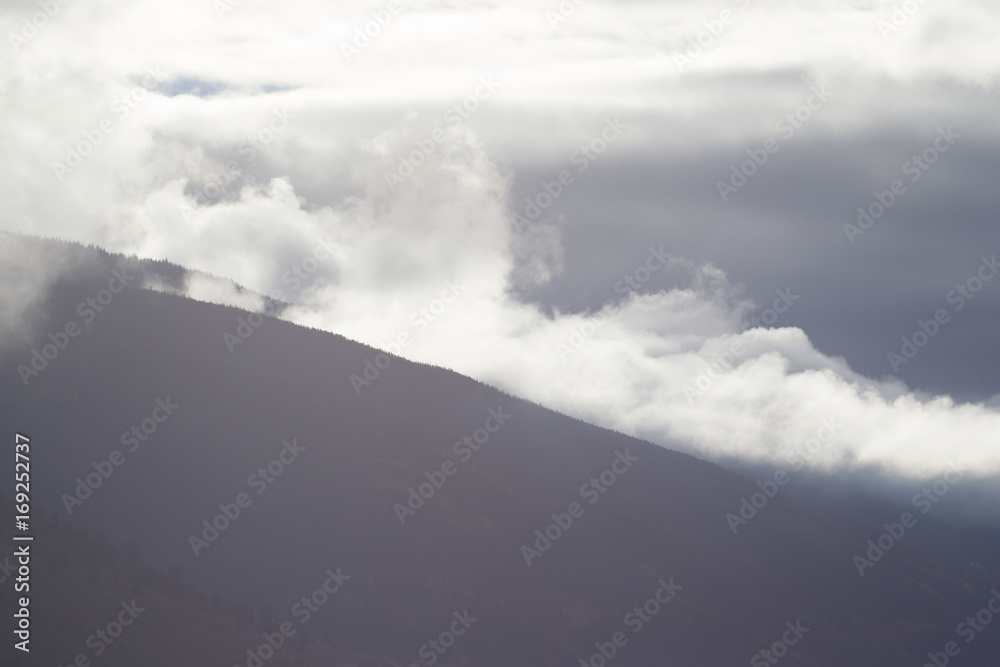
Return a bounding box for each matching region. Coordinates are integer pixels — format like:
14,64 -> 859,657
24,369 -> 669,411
1,235 -> 999,666
0,498 -> 396,667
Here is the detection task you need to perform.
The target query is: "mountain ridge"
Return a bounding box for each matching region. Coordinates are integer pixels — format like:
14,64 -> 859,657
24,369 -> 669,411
2,235 -> 999,666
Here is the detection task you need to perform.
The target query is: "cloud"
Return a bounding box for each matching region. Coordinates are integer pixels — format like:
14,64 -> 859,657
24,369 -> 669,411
2,0 -> 999,513
91,121 -> 998,491
0,232 -> 85,350
183,273 -> 265,312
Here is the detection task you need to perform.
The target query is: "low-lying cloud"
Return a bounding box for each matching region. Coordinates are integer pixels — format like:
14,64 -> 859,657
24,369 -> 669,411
2,0 -> 999,521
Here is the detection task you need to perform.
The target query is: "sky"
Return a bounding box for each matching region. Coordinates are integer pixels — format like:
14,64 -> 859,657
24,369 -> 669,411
2,0 -> 1000,492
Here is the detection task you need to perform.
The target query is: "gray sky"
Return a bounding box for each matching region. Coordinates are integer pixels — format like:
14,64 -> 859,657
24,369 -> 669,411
505,87 -> 1000,400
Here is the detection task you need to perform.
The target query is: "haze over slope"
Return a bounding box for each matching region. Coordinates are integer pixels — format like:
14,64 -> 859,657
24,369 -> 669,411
3,237 -> 1000,666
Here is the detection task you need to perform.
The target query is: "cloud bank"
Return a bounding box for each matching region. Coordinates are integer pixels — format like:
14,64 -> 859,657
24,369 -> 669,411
2,0 -> 999,495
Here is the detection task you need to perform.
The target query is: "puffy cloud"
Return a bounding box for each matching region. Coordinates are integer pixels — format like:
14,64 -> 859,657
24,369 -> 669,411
1,0 -> 999,502
101,122 -> 1000,488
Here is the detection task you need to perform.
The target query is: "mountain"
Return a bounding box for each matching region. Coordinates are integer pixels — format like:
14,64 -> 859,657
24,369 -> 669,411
0,498 -> 396,667
2,235 -> 999,666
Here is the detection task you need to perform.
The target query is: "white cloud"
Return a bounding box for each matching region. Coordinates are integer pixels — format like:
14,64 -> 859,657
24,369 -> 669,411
183,272 -> 264,312
98,123 -> 1000,487
2,0 -> 999,498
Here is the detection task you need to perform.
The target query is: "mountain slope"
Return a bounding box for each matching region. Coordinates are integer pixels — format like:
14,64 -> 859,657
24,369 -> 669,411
0,500 -> 395,667
2,236 -> 999,666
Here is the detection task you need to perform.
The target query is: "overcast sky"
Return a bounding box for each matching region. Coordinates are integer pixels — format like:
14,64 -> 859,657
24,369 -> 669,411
2,0 -> 1000,486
